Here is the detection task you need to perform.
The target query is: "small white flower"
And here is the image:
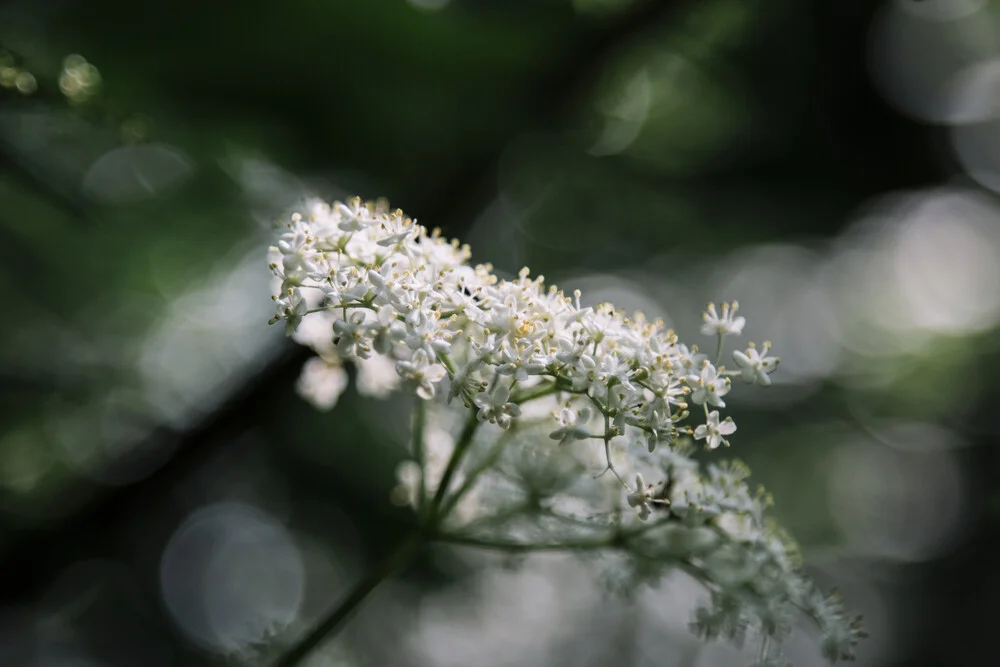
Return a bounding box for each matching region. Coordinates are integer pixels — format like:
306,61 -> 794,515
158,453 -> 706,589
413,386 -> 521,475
296,357 -> 349,411
715,511 -> 758,542
732,341 -> 779,386
395,350 -> 447,400
472,382 -> 521,429
604,384 -> 631,436
335,196 -> 370,232
276,226 -> 316,277
597,354 -> 635,392
447,356 -> 485,404
687,361 -> 731,407
333,310 -> 371,358
694,410 -> 736,449
403,309 -> 452,358
626,474 -> 654,520
375,211 -> 415,247
643,412 -> 676,452
701,301 -> 745,336
549,407 -> 593,445
271,290 -> 308,335
674,343 -> 707,375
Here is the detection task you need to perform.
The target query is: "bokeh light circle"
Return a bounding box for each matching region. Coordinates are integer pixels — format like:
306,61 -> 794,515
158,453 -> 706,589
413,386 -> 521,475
827,427 -> 971,561
160,502 -> 304,653
869,0 -> 996,123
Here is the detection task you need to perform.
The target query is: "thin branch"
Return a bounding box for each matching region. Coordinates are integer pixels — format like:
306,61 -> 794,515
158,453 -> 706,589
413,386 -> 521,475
428,409 -> 480,522
272,530 -> 425,667
412,398 -> 428,518
435,532 -> 610,553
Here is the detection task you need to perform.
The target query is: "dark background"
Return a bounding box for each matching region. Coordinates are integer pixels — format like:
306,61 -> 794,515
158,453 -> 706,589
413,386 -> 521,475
2,0 -> 999,665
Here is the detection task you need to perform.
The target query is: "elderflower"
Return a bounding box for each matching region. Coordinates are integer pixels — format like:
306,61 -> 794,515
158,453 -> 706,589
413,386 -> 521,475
266,197 -> 865,667
687,360 -> 732,407
694,410 -> 737,450
548,406 -> 593,445
701,300 -> 746,336
626,473 -> 658,520
267,197 -> 763,487
473,382 -> 521,428
733,341 -> 780,386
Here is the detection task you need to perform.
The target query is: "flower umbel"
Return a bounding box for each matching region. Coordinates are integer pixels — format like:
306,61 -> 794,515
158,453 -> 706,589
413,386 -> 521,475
267,197 -> 751,467
267,197 -> 863,667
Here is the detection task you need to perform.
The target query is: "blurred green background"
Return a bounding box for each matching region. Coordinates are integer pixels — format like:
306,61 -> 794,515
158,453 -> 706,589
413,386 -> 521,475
3,0 -> 1000,665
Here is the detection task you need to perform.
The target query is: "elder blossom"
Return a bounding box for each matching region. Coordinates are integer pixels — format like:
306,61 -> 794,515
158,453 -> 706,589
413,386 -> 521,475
473,382 -> 521,429
267,197 -> 760,472
701,300 -> 745,336
733,341 -> 780,386
688,361 -> 731,407
626,473 -> 655,520
694,410 -> 736,450
266,197 -> 864,667
549,406 -> 593,445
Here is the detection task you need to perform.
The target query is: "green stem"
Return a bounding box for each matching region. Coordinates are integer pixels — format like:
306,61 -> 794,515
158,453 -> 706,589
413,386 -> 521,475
439,514 -> 676,554
274,530 -> 424,667
436,426 -> 515,519
427,409 -> 480,524
412,398 -> 428,519
276,404 -> 481,667
436,532 -> 611,552
511,381 -> 559,404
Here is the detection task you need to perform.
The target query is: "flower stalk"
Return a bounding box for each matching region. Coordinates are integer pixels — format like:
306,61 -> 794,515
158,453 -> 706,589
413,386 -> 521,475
273,528 -> 424,667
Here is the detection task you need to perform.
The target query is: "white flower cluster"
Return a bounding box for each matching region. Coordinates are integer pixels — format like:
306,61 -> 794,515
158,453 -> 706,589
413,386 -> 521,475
269,197 -> 778,454
433,432 -> 865,664
628,453 -> 865,664
267,197 -> 863,666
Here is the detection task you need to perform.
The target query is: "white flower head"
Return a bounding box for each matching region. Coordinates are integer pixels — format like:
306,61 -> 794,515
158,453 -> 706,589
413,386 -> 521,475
549,407 -> 593,445
396,350 -> 447,400
333,310 -> 372,359
269,288 -> 308,335
687,361 -> 731,407
674,343 -> 707,375
335,196 -> 371,232
472,382 -> 521,429
626,474 -> 654,520
266,198 -> 865,666
268,198 -> 772,512
732,341 -> 779,386
701,300 -> 745,336
694,410 -> 737,450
